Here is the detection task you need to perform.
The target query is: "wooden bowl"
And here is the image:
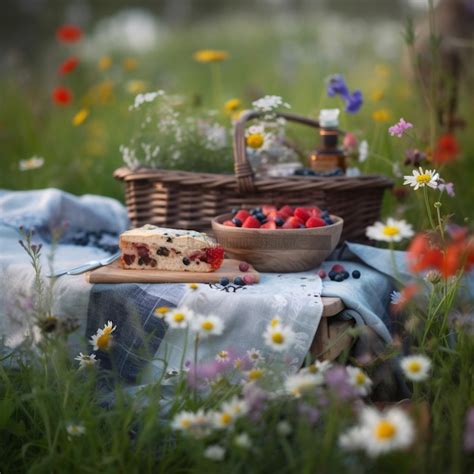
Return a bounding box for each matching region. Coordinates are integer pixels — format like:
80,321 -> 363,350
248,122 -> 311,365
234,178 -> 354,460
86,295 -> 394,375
211,213 -> 344,273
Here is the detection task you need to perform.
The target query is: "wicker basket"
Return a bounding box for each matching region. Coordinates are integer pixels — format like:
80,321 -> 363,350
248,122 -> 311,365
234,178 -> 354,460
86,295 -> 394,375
114,111 -> 393,242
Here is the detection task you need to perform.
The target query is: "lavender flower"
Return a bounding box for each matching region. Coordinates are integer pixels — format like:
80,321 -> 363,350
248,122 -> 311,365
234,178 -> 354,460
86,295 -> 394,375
464,407 -> 474,451
345,90 -> 363,114
326,74 -> 363,114
324,366 -> 357,400
389,118 -> 413,138
437,180 -> 455,197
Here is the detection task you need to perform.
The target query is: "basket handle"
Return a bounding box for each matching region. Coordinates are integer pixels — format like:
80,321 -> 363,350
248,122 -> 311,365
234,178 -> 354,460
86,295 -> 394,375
233,110 -> 322,193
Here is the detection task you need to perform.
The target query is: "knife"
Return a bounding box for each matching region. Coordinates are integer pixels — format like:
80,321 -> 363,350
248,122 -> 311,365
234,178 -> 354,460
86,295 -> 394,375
47,252 -> 121,278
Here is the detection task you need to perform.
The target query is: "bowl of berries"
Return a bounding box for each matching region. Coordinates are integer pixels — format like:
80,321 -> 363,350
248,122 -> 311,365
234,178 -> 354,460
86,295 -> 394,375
211,205 -> 343,272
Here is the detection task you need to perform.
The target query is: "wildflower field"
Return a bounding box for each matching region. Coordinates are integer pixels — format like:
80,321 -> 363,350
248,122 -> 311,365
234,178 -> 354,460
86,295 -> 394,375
1,2 -> 474,473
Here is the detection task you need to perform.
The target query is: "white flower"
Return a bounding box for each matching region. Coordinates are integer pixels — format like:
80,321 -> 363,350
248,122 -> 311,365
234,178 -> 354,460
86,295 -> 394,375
390,291 -> 402,305
276,420 -> 292,436
171,409 -> 211,438
340,406 -> 415,457
19,156 -> 44,171
66,423 -> 86,437
347,366 -> 373,396
165,308 -> 194,329
263,322 -> 295,352
252,95 -> 290,112
400,355 -> 431,382
215,350 -> 230,363
301,360 -> 332,375
191,315 -> 224,338
358,140 -> 369,162
246,348 -> 264,364
403,167 -> 440,190
213,397 -> 248,429
245,124 -> 273,151
89,320 -> 117,351
204,445 -> 226,461
234,432 -> 252,449
366,217 -> 414,243
285,372 -> 324,397
129,90 -> 164,110
74,352 -> 98,370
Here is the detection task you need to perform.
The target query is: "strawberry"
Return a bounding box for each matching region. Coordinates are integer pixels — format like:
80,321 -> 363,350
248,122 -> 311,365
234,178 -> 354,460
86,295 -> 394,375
294,207 -> 311,222
261,221 -> 277,229
223,220 -> 235,227
279,205 -> 294,217
266,210 -> 284,221
242,216 -> 261,228
205,247 -> 225,270
262,204 -> 277,216
235,210 -> 250,222
282,216 -> 304,229
308,207 -> 322,217
306,217 -> 326,228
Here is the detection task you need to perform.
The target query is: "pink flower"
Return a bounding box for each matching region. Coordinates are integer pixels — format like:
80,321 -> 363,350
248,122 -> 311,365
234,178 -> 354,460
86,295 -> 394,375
388,118 -> 413,138
343,132 -> 358,151
438,180 -> 455,197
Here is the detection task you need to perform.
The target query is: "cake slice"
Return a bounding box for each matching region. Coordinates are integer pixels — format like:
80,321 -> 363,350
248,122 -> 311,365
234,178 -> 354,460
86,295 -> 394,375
119,225 -> 224,272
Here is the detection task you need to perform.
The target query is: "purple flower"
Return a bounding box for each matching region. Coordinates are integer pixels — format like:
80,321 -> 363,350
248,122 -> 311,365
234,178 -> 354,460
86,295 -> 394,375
298,403 -> 320,426
388,118 -> 413,138
324,366 -> 357,400
464,407 -> 474,451
327,74 -> 349,97
438,180 -> 455,197
404,148 -> 426,167
186,360 -> 228,389
242,382 -> 268,420
345,90 -> 363,114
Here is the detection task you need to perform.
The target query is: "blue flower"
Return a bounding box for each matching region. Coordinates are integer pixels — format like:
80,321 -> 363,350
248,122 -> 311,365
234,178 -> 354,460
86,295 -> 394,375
345,90 -> 363,114
326,74 -> 364,114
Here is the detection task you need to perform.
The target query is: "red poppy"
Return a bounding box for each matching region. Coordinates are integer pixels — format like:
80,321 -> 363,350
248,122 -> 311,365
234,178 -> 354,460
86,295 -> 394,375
58,56 -> 79,75
433,133 -> 460,164
52,86 -> 73,105
56,24 -> 82,43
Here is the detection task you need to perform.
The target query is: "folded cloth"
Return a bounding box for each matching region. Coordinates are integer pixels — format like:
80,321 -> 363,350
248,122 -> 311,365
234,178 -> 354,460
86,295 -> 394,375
142,272 -> 324,382
0,188 -> 129,248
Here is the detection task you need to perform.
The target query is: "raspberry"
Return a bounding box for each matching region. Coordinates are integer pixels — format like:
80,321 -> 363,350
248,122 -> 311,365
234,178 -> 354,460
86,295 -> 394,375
239,262 -> 250,272
331,264 -> 345,273
235,210 -> 250,222
318,269 -> 327,278
279,205 -> 294,217
294,207 -> 311,222
262,204 -> 277,216
243,274 -> 256,285
308,207 -> 322,217
242,216 -> 261,228
205,247 -> 225,270
306,217 -> 326,228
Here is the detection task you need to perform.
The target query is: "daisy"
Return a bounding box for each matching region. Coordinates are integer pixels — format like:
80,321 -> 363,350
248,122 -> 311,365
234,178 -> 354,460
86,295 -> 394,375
400,355 -> 431,382
89,321 -> 116,351
246,368 -> 264,382
74,352 -> 98,370
19,156 -> 44,171
192,315 -> 224,338
346,366 -> 373,396
221,396 -> 248,418
171,409 -> 211,438
165,308 -> 193,329
246,348 -> 264,364
66,423 -> 86,437
342,406 -> 415,457
366,218 -> 414,243
285,372 -> 324,397
188,283 -> 199,291
234,432 -> 251,449
203,445 -> 226,461
263,322 -> 295,352
154,306 -> 169,318
215,350 -> 230,363
245,125 -> 273,151
301,360 -> 332,375
403,167 -> 440,190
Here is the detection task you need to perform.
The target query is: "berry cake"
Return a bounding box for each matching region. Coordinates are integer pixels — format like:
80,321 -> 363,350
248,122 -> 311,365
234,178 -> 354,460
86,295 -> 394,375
119,225 -> 224,272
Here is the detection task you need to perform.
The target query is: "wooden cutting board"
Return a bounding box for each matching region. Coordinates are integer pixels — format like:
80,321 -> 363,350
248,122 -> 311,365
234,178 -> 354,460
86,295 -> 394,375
87,259 -> 260,284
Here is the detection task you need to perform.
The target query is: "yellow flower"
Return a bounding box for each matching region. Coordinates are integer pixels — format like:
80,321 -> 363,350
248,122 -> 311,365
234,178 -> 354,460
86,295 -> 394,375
370,89 -> 384,102
375,64 -> 391,78
84,80 -> 114,106
90,321 -> 117,351
193,49 -> 229,63
98,56 -> 112,71
247,368 -> 264,381
246,133 -> 264,149
372,109 -> 391,122
224,98 -> 242,114
123,57 -> 138,71
126,80 -> 147,94
72,108 -> 89,126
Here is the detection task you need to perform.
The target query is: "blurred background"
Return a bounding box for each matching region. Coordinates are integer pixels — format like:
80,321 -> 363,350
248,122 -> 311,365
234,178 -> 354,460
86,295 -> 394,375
1,0 -> 472,220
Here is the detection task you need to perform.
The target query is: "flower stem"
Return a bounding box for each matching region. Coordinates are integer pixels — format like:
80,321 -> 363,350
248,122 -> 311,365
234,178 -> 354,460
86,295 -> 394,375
422,186 -> 436,230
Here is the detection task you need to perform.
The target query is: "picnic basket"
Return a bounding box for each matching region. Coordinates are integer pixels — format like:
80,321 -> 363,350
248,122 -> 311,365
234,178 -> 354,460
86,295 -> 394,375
114,110 -> 393,242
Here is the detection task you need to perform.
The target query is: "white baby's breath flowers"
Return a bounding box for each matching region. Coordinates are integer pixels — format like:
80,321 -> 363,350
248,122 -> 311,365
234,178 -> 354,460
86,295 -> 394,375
263,321 -> 295,352
66,423 -> 86,437
234,432 -> 252,449
347,366 -> 373,396
366,218 -> 414,243
164,307 -> 194,329
89,320 -> 117,351
403,167 -> 440,190
19,155 -> 44,171
74,352 -> 98,370
276,420 -> 292,436
285,372 -> 324,397
400,355 -> 432,381
252,95 -> 290,112
339,406 -> 415,457
129,90 -> 164,110
358,140 -> 369,162
204,445 -> 226,461
191,315 -> 224,338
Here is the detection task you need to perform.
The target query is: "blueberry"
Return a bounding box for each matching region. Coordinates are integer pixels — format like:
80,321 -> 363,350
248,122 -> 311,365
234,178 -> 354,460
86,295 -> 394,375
352,270 -> 361,279
232,218 -> 242,227
341,271 -> 350,280
234,276 -> 245,286
328,270 -> 337,280
334,273 -> 344,282
275,217 -> 284,226
324,217 -> 334,225
256,212 -> 266,222
219,277 -> 230,286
